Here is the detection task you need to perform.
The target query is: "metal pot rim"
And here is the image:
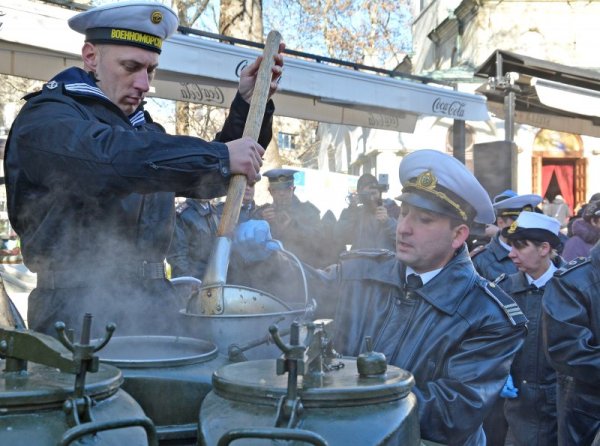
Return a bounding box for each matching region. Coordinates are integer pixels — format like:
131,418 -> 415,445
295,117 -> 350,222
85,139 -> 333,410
96,335 -> 218,369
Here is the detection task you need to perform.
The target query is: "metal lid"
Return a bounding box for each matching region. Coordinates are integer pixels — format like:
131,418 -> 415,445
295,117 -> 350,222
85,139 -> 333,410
212,359 -> 414,408
97,336 -> 218,369
0,362 -> 122,409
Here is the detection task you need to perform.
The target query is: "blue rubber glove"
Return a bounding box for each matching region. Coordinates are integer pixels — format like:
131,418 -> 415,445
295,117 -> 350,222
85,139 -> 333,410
500,374 -> 519,399
233,220 -> 281,262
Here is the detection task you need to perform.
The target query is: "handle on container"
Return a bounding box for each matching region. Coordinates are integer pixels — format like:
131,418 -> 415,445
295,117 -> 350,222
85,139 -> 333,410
216,427 -> 328,446
60,416 -> 158,446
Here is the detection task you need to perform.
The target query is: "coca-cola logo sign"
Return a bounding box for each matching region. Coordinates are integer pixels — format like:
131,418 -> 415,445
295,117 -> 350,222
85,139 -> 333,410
235,60 -> 249,78
432,98 -> 465,118
179,83 -> 225,104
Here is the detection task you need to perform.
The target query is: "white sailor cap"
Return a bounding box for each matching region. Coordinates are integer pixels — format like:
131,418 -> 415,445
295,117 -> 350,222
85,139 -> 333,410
397,149 -> 495,225
69,1 -> 178,54
493,193 -> 542,217
502,211 -> 561,248
264,168 -> 298,189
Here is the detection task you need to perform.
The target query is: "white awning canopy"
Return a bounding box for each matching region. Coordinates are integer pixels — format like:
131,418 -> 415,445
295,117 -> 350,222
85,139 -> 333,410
0,0 -> 490,132
475,50 -> 600,138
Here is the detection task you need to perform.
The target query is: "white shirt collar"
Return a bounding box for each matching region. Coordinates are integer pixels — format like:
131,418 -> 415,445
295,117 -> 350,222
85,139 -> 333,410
405,266 -> 443,286
498,237 -> 512,252
526,262 -> 558,288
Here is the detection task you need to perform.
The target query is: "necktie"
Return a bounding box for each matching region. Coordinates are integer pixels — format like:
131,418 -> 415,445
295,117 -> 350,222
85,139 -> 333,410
405,274 -> 423,292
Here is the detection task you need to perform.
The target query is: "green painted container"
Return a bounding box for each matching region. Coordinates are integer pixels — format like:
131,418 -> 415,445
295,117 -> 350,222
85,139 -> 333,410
98,335 -> 228,445
0,361 -> 153,446
199,358 -> 420,446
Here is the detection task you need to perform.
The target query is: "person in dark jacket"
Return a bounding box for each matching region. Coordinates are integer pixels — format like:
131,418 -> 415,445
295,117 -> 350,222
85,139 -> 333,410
495,211 -> 564,446
472,190 -> 543,281
562,200 -> 600,261
335,173 -> 397,251
253,169 -> 327,268
3,1 -> 283,337
542,240 -> 600,446
234,149 -> 528,445
167,198 -> 221,279
471,192 -> 544,446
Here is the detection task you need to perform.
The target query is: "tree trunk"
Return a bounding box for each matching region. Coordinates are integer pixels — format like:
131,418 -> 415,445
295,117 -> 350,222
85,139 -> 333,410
219,0 -> 264,41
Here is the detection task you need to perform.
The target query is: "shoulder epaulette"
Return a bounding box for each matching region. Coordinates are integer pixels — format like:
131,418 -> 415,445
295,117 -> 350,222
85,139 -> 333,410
340,248 -> 395,260
480,280 -> 527,326
554,256 -> 590,276
175,202 -> 190,215
494,273 -> 507,284
470,245 -> 487,258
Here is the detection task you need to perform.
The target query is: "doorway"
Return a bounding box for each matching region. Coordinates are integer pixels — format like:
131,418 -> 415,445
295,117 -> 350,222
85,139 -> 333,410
532,130 -> 586,217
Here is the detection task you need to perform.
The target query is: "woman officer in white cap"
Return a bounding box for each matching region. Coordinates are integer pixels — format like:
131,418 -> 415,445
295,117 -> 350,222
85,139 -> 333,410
4,1 -> 283,337
495,211 -> 564,446
233,149 -> 527,446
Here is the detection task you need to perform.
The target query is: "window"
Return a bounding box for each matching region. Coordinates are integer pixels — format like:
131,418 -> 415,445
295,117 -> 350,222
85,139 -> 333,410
278,132 -> 296,151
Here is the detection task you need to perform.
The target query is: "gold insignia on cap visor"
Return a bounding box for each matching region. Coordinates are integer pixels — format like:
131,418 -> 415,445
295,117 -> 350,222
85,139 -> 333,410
151,11 -> 163,24
508,220 -> 519,234
405,170 -> 468,221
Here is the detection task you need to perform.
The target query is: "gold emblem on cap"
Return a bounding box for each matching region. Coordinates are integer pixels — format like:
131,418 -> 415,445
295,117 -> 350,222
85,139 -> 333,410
416,170 -> 437,190
151,11 -> 163,24
405,169 -> 468,221
508,220 -> 519,234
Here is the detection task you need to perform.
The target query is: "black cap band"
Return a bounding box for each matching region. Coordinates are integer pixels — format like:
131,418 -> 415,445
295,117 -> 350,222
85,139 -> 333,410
502,227 -> 561,249
86,27 -> 163,53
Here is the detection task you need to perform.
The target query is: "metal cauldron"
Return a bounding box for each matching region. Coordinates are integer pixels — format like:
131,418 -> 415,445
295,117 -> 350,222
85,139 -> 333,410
179,238 -> 312,361
198,323 -> 421,446
97,335 -> 229,445
0,324 -> 156,446
180,289 -> 307,361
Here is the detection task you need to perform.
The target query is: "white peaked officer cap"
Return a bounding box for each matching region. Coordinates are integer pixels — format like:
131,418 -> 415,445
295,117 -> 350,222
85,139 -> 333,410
397,149 -> 495,225
502,211 -> 561,248
493,193 -> 543,217
69,1 -> 179,54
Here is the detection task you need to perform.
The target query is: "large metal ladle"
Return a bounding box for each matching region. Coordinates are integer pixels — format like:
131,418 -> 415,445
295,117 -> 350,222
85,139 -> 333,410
185,30 -> 287,317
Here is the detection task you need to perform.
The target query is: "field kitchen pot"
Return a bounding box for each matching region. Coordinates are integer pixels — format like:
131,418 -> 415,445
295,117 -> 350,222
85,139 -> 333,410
180,287 -> 308,361
97,335 -> 228,445
199,323 -> 421,446
0,317 -> 156,446
179,236 -> 313,362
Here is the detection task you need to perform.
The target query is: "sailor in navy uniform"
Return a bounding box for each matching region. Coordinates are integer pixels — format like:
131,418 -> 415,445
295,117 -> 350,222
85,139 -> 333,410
472,191 -> 543,281
4,1 -> 282,337
234,149 -> 528,446
495,212 -> 565,446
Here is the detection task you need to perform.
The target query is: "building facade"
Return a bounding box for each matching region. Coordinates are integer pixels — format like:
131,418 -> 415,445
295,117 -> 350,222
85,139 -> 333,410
410,0 -> 600,213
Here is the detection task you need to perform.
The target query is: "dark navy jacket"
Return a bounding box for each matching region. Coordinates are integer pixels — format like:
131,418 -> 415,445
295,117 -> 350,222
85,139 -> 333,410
335,202 -> 397,251
167,199 -> 220,279
543,245 -> 600,446
253,196 -> 326,268
471,233 -> 518,281
497,263 -> 564,446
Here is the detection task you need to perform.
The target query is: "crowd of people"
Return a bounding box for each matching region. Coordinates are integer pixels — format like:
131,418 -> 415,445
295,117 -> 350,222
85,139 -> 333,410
2,1 -> 599,446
